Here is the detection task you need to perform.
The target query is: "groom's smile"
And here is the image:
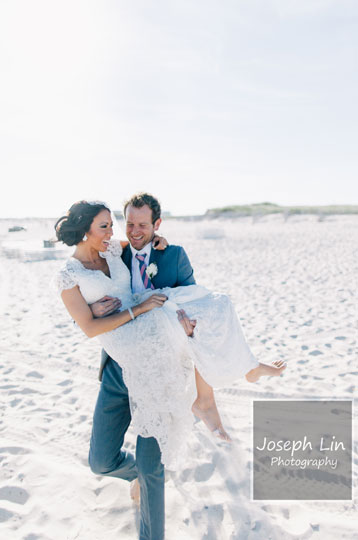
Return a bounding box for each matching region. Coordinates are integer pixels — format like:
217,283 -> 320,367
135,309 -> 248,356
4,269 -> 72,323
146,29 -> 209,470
125,204 -> 162,251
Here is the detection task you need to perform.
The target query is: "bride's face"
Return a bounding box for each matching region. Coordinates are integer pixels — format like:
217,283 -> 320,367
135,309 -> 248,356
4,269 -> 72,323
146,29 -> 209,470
86,209 -> 113,251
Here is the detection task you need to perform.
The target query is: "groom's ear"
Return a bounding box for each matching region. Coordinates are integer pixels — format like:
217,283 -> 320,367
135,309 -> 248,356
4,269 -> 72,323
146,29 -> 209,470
153,218 -> 162,231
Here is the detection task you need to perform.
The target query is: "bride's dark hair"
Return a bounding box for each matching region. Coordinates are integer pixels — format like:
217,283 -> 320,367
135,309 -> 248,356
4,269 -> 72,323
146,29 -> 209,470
55,200 -> 110,246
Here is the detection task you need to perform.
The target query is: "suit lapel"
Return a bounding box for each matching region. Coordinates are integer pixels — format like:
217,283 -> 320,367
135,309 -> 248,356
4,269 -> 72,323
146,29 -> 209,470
148,247 -> 160,289
121,245 -> 133,288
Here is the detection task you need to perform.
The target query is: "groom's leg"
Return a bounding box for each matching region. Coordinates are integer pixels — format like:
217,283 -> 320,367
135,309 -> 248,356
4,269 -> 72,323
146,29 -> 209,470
88,357 -> 137,481
136,435 -> 165,540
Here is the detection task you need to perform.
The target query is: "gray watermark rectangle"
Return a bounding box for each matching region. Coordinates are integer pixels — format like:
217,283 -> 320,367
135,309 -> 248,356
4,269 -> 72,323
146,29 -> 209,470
253,400 -> 352,500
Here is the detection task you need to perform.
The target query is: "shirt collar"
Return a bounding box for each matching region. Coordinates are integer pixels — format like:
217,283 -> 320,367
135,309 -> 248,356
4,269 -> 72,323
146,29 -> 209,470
130,241 -> 152,260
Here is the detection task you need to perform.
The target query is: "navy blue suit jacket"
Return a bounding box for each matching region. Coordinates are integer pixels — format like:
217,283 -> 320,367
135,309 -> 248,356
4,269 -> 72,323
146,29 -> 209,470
121,243 -> 196,289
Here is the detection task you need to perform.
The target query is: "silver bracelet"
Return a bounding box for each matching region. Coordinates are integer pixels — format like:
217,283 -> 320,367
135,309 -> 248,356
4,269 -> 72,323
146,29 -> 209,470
128,307 -> 135,320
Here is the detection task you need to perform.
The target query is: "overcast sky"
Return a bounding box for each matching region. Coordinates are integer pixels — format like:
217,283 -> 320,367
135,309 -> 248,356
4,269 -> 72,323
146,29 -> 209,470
1,0 -> 357,217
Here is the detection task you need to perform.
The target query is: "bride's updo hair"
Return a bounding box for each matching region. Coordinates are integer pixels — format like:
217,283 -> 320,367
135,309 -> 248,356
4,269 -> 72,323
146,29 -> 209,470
55,200 -> 110,246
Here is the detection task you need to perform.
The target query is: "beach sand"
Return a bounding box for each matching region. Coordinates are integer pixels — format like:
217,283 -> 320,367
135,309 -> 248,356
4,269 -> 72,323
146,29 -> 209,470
0,214 -> 357,539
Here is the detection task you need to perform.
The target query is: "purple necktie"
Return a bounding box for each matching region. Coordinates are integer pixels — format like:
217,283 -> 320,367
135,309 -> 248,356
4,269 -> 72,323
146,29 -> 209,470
135,253 -> 155,290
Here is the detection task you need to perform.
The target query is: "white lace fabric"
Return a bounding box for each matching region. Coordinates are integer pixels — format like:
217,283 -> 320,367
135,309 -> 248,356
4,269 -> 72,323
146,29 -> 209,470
55,240 -> 258,468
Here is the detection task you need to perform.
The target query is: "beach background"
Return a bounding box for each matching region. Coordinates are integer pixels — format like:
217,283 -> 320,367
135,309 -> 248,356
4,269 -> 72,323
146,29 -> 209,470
0,213 -> 356,540
1,0 -> 357,537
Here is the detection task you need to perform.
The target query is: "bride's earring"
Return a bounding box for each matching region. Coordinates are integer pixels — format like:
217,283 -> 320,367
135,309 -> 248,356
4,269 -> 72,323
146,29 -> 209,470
83,234 -> 88,241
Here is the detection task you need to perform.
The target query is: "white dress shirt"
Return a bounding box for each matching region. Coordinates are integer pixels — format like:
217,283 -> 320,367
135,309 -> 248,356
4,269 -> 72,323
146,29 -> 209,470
130,242 -> 152,293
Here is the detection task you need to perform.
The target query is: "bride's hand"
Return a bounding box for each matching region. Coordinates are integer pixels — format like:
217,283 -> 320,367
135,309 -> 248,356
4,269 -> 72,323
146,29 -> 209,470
152,234 -> 168,250
136,294 -> 168,314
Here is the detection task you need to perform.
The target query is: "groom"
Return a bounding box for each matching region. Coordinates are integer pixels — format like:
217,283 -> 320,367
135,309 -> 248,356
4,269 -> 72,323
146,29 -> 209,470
88,192 -> 196,540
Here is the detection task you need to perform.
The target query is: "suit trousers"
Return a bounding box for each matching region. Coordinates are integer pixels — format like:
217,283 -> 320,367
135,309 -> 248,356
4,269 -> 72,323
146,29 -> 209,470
88,357 -> 165,540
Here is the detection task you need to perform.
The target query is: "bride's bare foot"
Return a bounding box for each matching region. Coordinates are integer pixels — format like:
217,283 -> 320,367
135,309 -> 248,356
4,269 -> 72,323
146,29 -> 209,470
192,398 -> 232,442
245,360 -> 287,383
130,478 -> 140,506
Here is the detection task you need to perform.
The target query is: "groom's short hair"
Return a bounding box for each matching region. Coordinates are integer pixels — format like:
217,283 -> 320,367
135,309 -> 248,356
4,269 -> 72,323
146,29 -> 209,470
124,192 -> 161,224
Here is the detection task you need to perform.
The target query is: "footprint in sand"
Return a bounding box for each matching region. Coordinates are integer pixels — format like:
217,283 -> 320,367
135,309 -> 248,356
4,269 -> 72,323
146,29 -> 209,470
57,379 -> 72,386
191,503 -> 224,536
0,447 -> 31,456
9,388 -> 39,396
10,398 -> 22,408
194,462 -> 216,482
26,371 -> 44,379
0,508 -> 16,523
0,486 -> 30,505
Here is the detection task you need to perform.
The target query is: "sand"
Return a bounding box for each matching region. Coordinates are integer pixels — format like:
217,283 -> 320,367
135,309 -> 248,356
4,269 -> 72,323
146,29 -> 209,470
0,214 -> 357,539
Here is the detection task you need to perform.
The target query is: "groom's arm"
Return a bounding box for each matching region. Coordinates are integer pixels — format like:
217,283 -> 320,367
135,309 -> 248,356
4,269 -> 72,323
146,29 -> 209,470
176,246 -> 196,286
89,296 -> 122,318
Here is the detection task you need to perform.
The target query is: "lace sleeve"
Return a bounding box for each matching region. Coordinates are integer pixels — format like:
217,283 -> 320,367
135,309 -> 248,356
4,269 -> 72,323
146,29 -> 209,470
105,239 -> 123,257
55,261 -> 78,294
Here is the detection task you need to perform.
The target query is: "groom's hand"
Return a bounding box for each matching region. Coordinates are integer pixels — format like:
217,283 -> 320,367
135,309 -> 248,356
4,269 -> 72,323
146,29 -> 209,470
177,309 -> 197,337
89,296 -> 122,318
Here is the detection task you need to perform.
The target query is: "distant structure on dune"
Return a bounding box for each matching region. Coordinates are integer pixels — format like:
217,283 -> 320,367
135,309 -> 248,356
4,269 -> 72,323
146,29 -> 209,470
8,225 -> 27,232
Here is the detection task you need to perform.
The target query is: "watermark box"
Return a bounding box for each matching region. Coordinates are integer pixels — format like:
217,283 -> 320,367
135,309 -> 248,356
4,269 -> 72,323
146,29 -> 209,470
252,400 -> 352,500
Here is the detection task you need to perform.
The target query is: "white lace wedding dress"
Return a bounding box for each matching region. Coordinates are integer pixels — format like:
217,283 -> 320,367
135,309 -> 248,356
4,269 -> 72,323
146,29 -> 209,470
56,240 -> 258,468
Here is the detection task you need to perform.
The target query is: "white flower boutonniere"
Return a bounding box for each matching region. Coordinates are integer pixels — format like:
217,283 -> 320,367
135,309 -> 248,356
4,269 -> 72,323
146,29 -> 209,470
146,262 -> 158,279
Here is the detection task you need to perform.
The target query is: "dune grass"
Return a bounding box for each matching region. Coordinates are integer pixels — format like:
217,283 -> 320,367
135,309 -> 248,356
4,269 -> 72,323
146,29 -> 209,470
205,203 -> 358,217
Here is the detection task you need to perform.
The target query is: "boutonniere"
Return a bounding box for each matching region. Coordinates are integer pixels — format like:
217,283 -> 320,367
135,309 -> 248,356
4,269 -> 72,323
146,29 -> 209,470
146,262 -> 158,279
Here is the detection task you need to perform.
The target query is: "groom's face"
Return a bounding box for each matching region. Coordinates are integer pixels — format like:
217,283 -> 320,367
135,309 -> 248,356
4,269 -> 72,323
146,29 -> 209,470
125,204 -> 161,251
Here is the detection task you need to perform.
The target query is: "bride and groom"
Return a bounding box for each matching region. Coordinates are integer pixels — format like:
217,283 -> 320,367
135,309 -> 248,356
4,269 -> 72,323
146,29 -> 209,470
55,192 -> 286,540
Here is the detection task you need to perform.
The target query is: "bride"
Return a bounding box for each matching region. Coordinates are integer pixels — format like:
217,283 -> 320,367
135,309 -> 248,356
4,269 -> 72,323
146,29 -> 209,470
55,199 -> 286,469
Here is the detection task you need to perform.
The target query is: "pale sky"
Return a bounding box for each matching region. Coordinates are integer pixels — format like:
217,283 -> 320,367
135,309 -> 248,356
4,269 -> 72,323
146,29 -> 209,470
1,0 -> 357,217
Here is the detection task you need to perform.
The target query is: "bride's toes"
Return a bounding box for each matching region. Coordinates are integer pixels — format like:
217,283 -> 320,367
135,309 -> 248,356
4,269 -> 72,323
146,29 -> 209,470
272,361 -> 287,371
192,400 -> 232,443
272,360 -> 284,367
274,361 -> 287,374
212,428 -> 232,443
